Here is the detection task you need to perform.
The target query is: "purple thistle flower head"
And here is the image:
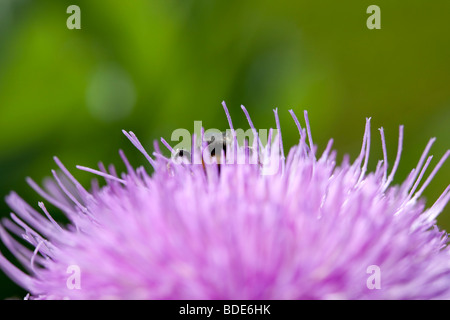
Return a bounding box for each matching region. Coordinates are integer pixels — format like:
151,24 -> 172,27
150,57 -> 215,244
0,102 -> 449,300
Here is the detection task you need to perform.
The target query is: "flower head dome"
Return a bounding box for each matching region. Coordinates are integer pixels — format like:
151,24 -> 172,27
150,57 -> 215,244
0,102 -> 449,299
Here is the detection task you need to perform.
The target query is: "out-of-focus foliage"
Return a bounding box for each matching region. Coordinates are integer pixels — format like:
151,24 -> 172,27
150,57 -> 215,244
0,0 -> 449,299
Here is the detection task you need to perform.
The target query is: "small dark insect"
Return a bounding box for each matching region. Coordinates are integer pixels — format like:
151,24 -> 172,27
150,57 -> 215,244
172,131 -> 254,173
172,149 -> 192,167
205,131 -> 254,166
175,149 -> 191,159
205,131 -> 233,158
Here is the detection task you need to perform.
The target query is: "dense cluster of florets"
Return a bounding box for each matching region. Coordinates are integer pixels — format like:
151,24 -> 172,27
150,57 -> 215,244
0,103 -> 449,299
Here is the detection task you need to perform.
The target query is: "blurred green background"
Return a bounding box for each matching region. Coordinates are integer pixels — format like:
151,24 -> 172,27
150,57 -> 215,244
0,0 -> 449,299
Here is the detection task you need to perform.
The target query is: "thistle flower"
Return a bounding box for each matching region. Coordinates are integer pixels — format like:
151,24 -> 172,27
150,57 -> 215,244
0,102 -> 449,300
